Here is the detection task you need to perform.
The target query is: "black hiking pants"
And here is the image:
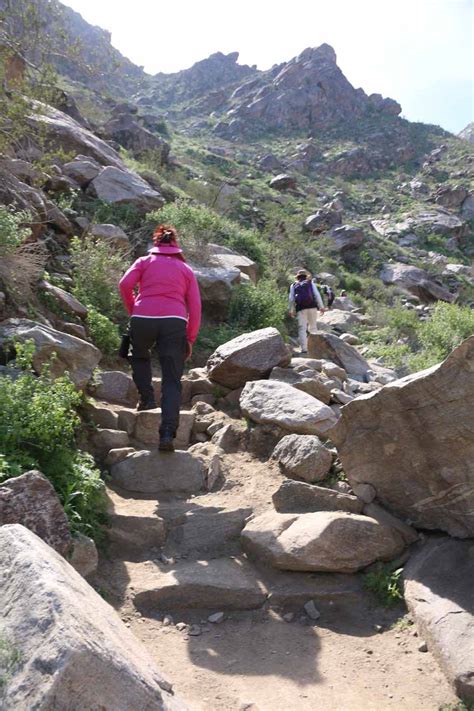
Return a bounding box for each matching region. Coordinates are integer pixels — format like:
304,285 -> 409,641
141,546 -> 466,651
130,317 -> 187,436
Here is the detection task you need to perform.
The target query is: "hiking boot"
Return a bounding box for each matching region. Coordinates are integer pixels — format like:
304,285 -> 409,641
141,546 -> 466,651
137,399 -> 157,412
158,428 -> 175,452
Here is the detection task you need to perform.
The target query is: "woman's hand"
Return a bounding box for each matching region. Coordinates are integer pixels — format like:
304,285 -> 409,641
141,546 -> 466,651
185,341 -> 193,361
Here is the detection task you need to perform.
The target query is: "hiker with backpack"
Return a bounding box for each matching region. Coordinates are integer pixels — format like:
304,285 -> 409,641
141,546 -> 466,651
288,269 -> 325,353
315,277 -> 335,309
119,224 -> 201,452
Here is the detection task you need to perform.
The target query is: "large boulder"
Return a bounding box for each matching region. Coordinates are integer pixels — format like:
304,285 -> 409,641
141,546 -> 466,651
30,102 -> 124,168
88,166 -> 164,212
327,224 -> 365,252
241,509 -> 405,573
39,281 -> 88,319
404,538 -> 474,702
240,380 -> 338,435
308,332 -> 371,379
0,525 -> 183,710
0,319 -> 101,389
372,210 -> 468,245
380,262 -> 455,303
271,434 -> 333,482
269,174 -> 296,191
208,243 -> 258,283
192,266 -> 241,320
207,327 -> 290,389
0,471 -> 71,556
330,337 -> 474,537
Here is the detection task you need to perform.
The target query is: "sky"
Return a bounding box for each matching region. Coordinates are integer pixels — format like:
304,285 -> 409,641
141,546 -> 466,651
62,0 -> 473,134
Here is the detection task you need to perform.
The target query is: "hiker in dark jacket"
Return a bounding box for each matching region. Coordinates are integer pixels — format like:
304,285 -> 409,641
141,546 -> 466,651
288,269 -> 325,353
315,278 -> 335,309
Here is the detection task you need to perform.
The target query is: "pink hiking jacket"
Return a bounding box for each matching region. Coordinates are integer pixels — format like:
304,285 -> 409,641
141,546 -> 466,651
119,251 -> 202,344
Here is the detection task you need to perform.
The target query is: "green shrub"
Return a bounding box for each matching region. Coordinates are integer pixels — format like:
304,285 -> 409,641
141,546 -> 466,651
86,199 -> 142,230
148,200 -> 266,268
70,236 -> 129,323
409,302 -> 474,371
364,564 -> 404,606
229,281 -> 288,334
0,343 -> 107,540
0,206 -> 30,254
194,324 -> 241,354
86,306 -> 121,356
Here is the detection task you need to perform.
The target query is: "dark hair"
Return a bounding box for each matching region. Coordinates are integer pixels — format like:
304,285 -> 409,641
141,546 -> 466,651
152,224 -> 178,247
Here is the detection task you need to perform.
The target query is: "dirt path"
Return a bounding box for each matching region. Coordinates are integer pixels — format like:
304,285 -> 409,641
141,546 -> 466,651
92,406 -> 458,711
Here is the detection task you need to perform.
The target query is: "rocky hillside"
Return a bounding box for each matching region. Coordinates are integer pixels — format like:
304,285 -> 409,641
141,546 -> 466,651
0,1 -> 473,708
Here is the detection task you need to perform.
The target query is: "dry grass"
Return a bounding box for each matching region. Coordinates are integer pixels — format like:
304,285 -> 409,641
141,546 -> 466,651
0,241 -> 47,305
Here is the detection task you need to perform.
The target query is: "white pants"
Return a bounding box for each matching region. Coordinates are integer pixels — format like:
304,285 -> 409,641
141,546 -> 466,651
297,309 -> 318,351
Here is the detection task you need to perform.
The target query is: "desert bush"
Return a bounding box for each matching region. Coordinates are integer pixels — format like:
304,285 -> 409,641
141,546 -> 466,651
409,302 -> 474,370
0,342 -> 107,540
86,306 -> 121,356
148,200 -> 266,268
70,236 -> 129,323
228,281 -> 288,334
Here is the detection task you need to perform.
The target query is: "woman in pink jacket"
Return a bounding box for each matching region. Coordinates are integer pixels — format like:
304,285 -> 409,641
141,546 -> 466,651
119,224 -> 201,451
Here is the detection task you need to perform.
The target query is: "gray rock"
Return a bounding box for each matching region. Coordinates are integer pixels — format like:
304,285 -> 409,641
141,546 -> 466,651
165,507 -> 252,557
0,471 -> 72,556
304,600 -> 321,620
269,174 -> 296,191
0,525 -> 181,710
134,410 -> 194,450
0,319 -> 101,389
404,537 -> 474,702
327,224 -> 365,252
207,327 -> 290,389
240,380 -> 338,435
272,434 -> 333,483
110,450 -> 205,495
241,510 -> 405,573
94,370 -> 138,406
40,281 -> 88,319
89,223 -> 130,249
308,333 -> 371,379
317,309 -> 366,334
192,265 -> 241,320
208,243 -> 258,284
91,428 -> 130,459
69,533 -> 98,578
269,366 -> 332,404
88,166 -> 164,212
272,479 -> 363,514
330,337 -> 474,537
62,156 -> 101,186
380,262 -> 455,303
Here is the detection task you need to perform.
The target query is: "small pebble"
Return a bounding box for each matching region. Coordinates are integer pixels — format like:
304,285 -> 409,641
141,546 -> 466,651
162,616 -> 173,627
304,600 -> 321,621
374,624 -> 383,633
418,642 -> 428,653
283,613 -> 294,623
189,625 -> 202,637
208,612 -> 225,624
176,622 -> 187,632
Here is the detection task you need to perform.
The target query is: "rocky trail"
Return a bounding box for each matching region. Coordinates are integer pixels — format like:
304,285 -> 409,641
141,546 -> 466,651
87,359 -> 459,710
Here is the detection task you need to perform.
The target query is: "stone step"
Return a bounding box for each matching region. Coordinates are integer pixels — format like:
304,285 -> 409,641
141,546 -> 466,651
126,557 -> 268,612
86,399 -> 194,450
163,506 -> 253,559
109,449 -> 205,495
106,487 -> 166,558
